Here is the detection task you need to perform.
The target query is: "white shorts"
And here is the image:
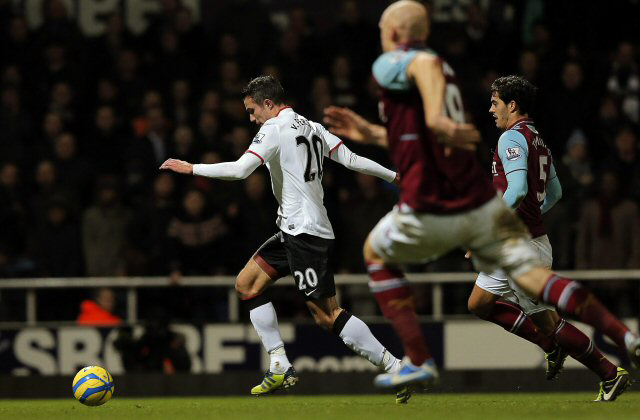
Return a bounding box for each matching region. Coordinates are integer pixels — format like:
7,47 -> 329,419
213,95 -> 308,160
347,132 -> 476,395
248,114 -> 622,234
475,235 -> 554,315
369,195 -> 541,282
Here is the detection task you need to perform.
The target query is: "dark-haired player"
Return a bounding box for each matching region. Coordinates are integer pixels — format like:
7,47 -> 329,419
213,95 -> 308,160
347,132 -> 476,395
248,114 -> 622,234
466,75 -> 628,401
324,0 -> 639,396
161,75 -> 411,403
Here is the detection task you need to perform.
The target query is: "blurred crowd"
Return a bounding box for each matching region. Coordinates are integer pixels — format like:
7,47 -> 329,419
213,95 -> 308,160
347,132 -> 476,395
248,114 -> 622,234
0,0 -> 639,321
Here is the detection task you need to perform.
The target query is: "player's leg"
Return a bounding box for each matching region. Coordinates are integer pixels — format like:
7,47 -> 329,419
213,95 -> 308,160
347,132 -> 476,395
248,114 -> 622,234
239,233 -> 297,395
527,310 -> 631,401
513,266 -> 640,366
284,232 -> 400,372
470,199 -> 640,366
286,231 -> 411,402
365,209 -> 449,388
468,281 -> 556,353
304,296 -> 399,372
531,310 -> 617,381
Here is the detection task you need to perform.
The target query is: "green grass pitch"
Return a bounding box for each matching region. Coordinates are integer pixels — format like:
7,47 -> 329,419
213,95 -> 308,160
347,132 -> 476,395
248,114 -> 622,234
1,393 -> 639,420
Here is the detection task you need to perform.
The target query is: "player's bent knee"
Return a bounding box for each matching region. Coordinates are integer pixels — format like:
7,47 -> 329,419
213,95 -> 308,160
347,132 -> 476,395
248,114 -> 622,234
467,296 -> 492,319
235,272 -> 255,299
363,237 -> 383,264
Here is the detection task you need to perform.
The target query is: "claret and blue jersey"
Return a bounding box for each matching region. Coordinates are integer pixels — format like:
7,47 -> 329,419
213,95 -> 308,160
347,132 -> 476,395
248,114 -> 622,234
372,47 -> 495,214
492,118 -> 562,238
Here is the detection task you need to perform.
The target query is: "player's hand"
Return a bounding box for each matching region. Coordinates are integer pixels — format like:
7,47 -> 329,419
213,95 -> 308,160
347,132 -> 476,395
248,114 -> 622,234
160,158 -> 193,175
440,123 -> 481,153
464,250 -> 472,259
393,173 -> 401,186
323,106 -> 369,143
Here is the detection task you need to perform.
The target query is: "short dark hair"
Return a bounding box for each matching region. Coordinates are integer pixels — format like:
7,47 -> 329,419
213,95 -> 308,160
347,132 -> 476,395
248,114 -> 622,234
491,75 -> 537,115
241,75 -> 285,105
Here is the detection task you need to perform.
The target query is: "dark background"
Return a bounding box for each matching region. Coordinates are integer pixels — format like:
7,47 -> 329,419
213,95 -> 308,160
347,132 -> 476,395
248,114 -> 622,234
0,0 -> 639,322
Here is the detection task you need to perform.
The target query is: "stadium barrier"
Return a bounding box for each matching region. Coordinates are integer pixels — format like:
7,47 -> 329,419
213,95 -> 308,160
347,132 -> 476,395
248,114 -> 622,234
0,272 -> 637,397
0,270 -> 639,325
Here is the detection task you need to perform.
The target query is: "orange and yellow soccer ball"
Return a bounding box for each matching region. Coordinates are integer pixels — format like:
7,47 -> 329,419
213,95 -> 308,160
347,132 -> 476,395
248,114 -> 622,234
72,366 -> 115,406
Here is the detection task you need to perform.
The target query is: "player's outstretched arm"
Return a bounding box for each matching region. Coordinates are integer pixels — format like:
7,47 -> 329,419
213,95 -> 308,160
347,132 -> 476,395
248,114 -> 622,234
408,53 -> 480,152
329,141 -> 396,183
323,106 -> 388,148
160,153 -> 261,180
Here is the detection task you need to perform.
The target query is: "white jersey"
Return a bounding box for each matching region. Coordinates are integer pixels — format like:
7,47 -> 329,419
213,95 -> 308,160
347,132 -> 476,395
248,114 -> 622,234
246,108 -> 342,239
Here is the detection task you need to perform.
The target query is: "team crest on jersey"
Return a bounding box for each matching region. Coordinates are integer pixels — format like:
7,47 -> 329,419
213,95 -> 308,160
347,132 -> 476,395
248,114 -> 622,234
252,133 -> 265,144
506,147 -> 521,161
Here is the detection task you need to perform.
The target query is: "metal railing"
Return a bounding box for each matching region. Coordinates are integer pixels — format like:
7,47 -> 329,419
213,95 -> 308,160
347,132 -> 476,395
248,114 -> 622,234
0,270 -> 639,325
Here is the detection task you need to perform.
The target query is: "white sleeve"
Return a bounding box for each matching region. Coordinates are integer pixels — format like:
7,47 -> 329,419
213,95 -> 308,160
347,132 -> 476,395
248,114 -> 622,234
329,139 -> 396,183
192,153 -> 261,180
246,123 -> 279,164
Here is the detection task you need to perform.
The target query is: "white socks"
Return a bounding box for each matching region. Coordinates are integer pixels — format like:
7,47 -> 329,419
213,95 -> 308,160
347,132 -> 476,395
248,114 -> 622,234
250,303 -> 401,374
250,302 -> 292,374
338,315 -> 401,371
624,331 -> 639,350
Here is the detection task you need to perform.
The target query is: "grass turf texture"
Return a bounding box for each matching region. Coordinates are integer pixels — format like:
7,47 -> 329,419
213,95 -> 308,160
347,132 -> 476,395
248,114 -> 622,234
1,393 -> 639,419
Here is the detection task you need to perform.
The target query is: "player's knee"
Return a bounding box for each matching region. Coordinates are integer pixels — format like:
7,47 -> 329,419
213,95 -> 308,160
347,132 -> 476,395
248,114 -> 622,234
235,273 -> 253,299
363,237 -> 382,264
467,296 -> 492,318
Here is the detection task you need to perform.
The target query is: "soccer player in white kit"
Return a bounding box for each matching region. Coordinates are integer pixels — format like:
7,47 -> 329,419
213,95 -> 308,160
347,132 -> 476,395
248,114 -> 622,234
161,76 -> 410,403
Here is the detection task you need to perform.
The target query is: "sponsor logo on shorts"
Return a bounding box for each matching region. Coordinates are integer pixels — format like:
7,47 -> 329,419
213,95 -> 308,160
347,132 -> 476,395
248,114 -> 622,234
506,147 -> 521,161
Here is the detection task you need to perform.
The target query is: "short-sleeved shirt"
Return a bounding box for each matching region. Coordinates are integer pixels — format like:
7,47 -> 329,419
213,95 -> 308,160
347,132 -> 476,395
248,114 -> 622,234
246,108 -> 343,239
492,118 -> 554,238
372,47 -> 495,214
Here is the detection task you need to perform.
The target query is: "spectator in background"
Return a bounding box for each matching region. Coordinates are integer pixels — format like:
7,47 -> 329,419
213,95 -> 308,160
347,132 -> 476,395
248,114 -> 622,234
152,29 -> 195,87
3,16 -> 36,71
544,130 -> 594,269
30,199 -> 82,277
127,106 -> 170,187
607,41 -> 639,124
29,159 -> 77,225
0,162 -> 27,275
170,79 -> 194,126
604,125 -> 640,200
0,86 -> 33,163
561,129 -> 594,201
77,287 -> 122,326
38,111 -> 64,157
90,12 -> 136,73
131,172 -> 177,275
171,125 -> 200,163
590,95 -> 624,159
167,189 -> 229,278
82,177 -> 132,276
226,126 -> 251,159
86,105 -> 127,176
52,132 -> 93,203
233,172 -> 276,262
329,0 -> 377,78
330,55 -> 359,109
549,61 -> 592,150
339,174 -> 396,273
196,111 -> 224,154
48,81 -> 76,128
575,171 -> 640,270
95,78 -> 120,109
174,6 -> 205,62
114,49 -> 146,117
